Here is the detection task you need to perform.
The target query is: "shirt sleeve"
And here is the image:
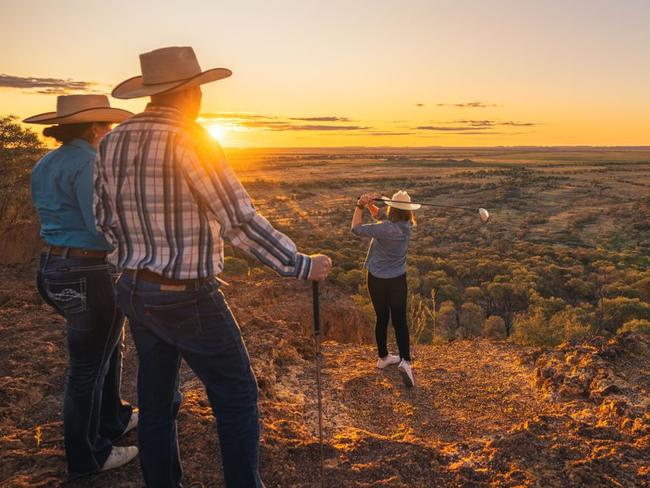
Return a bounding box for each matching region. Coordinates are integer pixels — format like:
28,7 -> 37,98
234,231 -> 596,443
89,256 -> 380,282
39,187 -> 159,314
92,146 -> 118,249
179,132 -> 312,279
72,159 -> 111,247
352,221 -> 406,240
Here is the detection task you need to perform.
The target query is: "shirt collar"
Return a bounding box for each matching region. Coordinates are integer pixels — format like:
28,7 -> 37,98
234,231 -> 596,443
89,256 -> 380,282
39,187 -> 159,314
67,138 -> 96,153
144,103 -> 189,120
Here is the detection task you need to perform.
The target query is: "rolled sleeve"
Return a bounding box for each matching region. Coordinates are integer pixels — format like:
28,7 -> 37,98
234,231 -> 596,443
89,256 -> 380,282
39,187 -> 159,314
352,221 -> 405,240
180,134 -> 312,279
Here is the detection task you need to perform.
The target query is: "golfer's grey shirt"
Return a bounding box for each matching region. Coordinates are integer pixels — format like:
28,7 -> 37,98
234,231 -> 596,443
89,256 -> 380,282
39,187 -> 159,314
352,219 -> 412,279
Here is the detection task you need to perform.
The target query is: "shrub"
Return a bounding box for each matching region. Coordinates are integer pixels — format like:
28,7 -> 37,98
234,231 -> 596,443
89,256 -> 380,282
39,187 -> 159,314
619,319 -> 650,334
511,308 -> 562,347
437,301 -> 458,341
459,302 -> 484,338
482,315 -> 506,339
337,269 -> 365,293
223,257 -> 249,275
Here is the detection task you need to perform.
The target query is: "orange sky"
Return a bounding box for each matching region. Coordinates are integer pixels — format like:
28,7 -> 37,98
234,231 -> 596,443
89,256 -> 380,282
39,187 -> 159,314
1,0 -> 649,147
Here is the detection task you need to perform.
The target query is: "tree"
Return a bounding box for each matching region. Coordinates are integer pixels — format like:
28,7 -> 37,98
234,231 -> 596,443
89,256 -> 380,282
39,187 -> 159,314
437,301 -> 458,341
482,315 -> 506,339
0,115 -> 44,169
459,302 -> 484,338
483,282 -> 530,337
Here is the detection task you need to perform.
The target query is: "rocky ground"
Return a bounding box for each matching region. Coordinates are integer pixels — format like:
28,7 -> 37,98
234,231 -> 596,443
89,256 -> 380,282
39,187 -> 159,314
0,266 -> 648,487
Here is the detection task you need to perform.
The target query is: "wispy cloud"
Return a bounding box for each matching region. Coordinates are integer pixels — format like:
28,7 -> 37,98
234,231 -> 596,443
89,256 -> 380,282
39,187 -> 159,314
365,131 -> 415,136
436,101 -> 499,108
289,116 -> 351,122
239,120 -> 369,131
199,112 -> 366,131
415,103 -> 424,107
415,125 -> 492,131
454,119 -> 537,128
0,74 -> 99,94
200,112 -> 276,120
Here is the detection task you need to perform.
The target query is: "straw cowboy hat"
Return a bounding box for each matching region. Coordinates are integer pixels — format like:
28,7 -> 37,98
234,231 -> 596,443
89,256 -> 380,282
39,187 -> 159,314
23,94 -> 132,125
381,190 -> 421,210
112,46 -> 232,99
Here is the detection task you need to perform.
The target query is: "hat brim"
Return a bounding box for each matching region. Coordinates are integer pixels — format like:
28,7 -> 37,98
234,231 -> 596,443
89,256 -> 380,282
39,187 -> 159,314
23,107 -> 133,125
112,67 -> 232,99
381,197 -> 421,210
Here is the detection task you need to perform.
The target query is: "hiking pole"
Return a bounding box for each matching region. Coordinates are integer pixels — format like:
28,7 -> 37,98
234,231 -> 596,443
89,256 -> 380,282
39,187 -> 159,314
312,281 -> 325,488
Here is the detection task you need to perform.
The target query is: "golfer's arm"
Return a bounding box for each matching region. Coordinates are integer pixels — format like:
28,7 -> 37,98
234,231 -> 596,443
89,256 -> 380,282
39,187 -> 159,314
351,207 -> 364,230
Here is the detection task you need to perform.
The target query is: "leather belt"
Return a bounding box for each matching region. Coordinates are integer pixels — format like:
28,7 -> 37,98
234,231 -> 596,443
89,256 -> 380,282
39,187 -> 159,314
125,268 -> 212,290
46,245 -> 108,258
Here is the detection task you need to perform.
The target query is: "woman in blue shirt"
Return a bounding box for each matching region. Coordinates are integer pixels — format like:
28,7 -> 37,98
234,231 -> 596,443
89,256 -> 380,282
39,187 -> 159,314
352,190 -> 419,387
25,95 -> 138,477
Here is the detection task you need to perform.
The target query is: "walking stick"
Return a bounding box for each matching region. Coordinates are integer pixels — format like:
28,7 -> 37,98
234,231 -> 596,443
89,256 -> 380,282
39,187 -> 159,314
312,281 -> 325,488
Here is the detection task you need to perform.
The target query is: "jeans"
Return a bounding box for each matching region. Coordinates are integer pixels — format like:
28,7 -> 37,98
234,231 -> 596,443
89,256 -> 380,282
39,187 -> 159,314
116,272 -> 264,488
36,251 -> 133,476
368,272 -> 411,361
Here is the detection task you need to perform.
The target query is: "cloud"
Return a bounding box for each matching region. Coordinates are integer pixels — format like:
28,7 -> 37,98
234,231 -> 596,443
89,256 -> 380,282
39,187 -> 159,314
240,120 -> 369,131
415,103 -> 424,107
436,101 -> 499,108
454,119 -> 537,128
365,131 -> 415,136
200,112 -> 276,120
289,116 -> 351,122
0,74 -> 99,94
415,126 -> 492,131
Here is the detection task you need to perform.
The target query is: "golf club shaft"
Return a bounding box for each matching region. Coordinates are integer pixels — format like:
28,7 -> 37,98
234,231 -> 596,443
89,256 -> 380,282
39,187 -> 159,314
312,281 -> 325,488
371,198 -> 477,212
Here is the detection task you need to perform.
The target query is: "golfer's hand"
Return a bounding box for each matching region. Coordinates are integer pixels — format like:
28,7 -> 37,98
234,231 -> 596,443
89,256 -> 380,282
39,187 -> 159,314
357,193 -> 374,207
308,254 -> 332,281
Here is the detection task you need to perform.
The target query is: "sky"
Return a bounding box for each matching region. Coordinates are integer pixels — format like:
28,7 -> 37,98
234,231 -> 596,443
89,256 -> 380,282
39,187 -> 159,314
1,0 -> 649,147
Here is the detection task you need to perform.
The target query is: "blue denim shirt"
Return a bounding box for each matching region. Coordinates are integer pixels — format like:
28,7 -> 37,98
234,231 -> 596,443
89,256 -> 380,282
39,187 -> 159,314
31,138 -> 111,251
352,219 -> 412,279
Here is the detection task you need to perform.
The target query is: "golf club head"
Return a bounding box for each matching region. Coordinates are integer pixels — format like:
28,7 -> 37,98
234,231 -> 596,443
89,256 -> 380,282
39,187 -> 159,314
478,208 -> 490,223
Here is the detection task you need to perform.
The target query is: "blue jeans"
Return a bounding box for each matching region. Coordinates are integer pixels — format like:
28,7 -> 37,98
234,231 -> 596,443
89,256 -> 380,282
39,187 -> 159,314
36,252 -> 133,476
116,272 -> 264,488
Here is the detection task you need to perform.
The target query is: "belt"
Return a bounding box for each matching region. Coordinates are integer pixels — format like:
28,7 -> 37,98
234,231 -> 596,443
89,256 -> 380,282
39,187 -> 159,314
46,245 -> 108,258
125,268 -> 212,291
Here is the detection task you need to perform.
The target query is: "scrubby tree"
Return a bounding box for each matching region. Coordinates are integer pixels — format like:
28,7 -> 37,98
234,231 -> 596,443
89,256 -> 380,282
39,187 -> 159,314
482,315 -> 506,339
437,300 -> 458,341
458,302 -> 484,338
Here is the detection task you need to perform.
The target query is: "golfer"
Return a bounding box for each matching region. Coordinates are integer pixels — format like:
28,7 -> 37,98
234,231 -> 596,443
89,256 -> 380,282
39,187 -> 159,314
352,191 -> 419,387
95,46 -> 331,488
26,95 -> 138,477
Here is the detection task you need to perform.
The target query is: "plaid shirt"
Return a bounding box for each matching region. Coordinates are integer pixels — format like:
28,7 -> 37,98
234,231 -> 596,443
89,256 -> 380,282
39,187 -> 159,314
93,105 -> 312,280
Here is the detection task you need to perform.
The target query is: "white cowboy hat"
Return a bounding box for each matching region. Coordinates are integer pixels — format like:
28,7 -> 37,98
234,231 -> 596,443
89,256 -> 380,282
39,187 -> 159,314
112,46 -> 232,99
23,94 -> 133,125
381,190 -> 421,210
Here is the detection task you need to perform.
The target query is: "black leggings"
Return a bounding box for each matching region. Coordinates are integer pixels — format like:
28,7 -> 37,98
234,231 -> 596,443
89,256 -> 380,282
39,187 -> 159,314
367,272 -> 411,362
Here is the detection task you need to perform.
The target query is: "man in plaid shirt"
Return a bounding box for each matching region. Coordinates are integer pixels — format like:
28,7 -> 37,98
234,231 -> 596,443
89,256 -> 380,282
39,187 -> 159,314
94,47 -> 331,488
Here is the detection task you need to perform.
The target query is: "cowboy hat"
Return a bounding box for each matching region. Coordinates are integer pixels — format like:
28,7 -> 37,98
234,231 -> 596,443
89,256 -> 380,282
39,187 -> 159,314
112,46 -> 232,99
380,190 -> 421,210
23,94 -> 133,124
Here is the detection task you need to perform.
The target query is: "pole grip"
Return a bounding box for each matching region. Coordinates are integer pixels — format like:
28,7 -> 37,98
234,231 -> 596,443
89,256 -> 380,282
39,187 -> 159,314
312,281 -> 320,336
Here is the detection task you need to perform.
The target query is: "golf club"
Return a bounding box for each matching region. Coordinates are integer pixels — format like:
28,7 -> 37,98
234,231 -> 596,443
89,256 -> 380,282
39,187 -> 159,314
360,197 -> 491,223
312,281 -> 325,488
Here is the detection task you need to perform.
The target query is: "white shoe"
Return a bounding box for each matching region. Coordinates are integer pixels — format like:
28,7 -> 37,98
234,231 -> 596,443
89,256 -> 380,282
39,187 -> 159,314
377,354 -> 401,369
123,411 -> 138,436
398,360 -> 415,387
100,446 -> 139,472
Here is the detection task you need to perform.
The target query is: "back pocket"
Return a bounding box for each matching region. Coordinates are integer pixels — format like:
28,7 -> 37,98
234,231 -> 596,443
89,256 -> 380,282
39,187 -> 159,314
44,277 -> 87,314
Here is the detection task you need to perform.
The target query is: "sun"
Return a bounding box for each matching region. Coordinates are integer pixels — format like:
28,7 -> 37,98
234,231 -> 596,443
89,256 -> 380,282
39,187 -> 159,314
207,124 -> 225,141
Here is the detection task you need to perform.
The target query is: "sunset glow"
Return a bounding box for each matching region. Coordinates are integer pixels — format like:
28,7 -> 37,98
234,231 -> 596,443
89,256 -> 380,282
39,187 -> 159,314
1,1 -> 648,147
